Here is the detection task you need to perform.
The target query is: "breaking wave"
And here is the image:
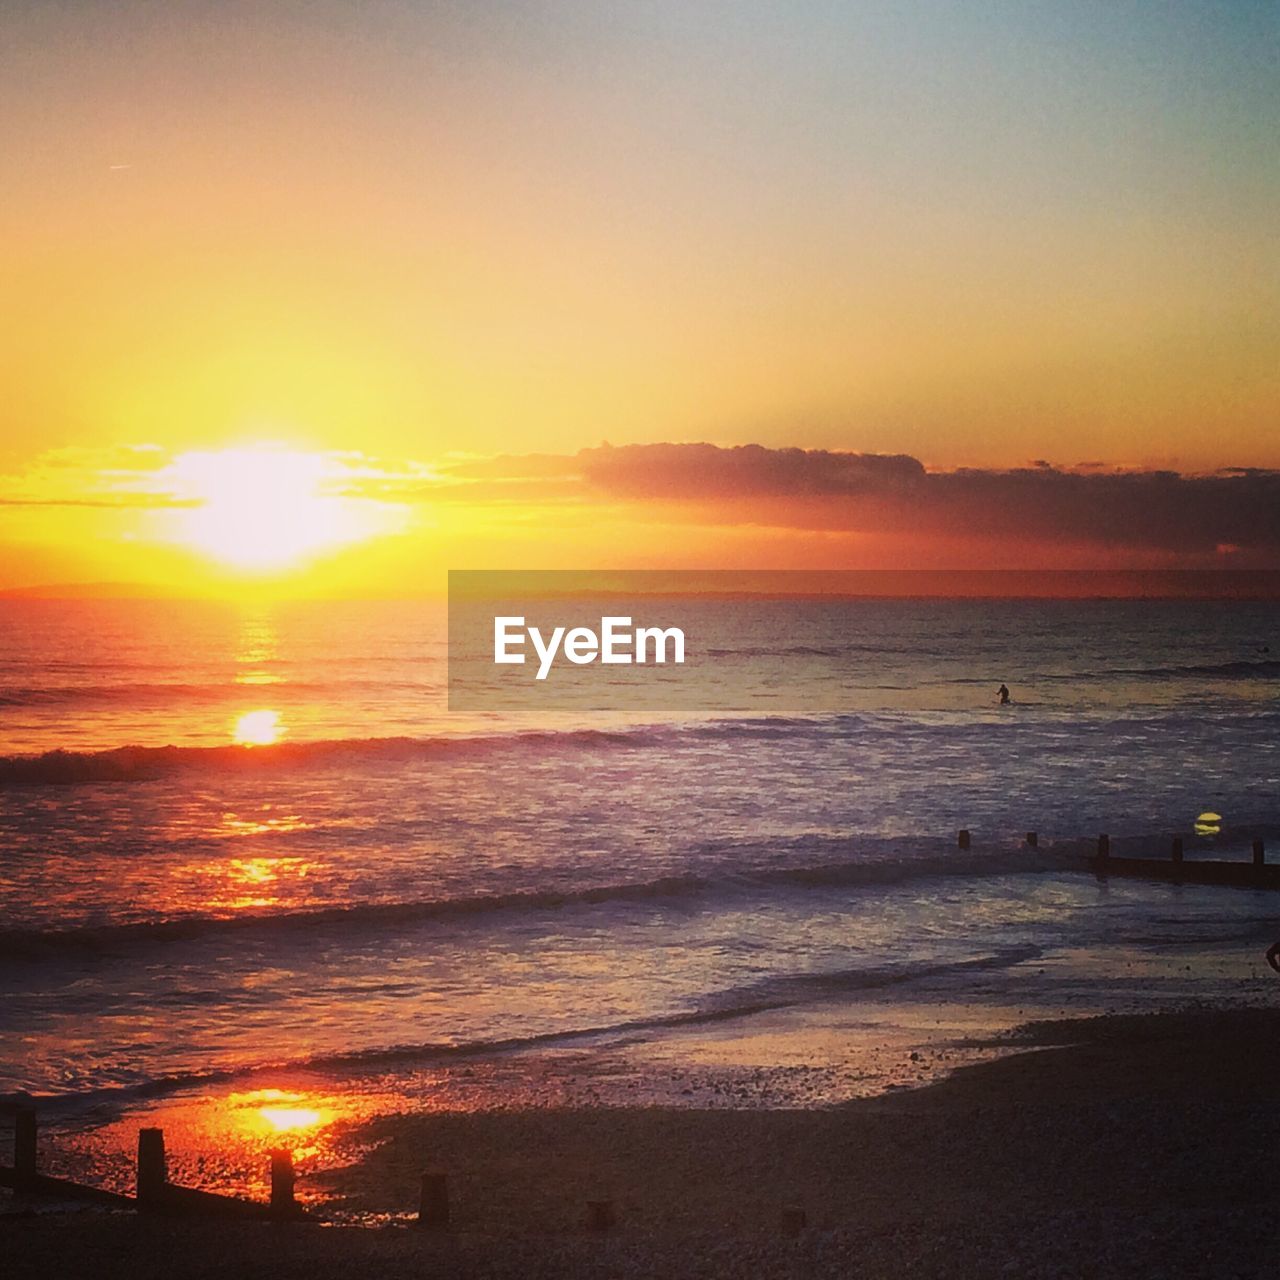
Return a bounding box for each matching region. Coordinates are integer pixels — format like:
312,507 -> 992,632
0,850 -> 1073,960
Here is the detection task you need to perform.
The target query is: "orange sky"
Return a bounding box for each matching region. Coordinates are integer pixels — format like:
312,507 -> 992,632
2,2 -> 1277,591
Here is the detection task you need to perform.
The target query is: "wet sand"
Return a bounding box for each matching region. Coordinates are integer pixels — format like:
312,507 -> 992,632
8,1007 -> 1280,1279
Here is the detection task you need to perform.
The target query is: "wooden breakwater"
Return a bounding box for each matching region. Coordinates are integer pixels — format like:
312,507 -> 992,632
1,1107 -> 301,1219
957,828 -> 1280,889
0,1105 -> 131,1207
1088,833 -> 1280,889
957,824 -> 1274,885
0,1108 -> 627,1233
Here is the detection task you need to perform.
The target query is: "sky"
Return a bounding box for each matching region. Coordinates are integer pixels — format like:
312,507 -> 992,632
1,0 -> 1277,591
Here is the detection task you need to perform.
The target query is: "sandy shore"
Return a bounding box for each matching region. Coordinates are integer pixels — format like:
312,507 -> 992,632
8,1007 -> 1280,1278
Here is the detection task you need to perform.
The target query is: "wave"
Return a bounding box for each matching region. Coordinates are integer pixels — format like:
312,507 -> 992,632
0,717 -> 851,786
1112,657 -> 1280,680
706,654 -> 1280,681
5,696 -> 1277,787
0,727 -> 645,786
941,657 -> 1280,686
0,850 -> 1073,960
0,677 -> 437,707
6,945 -> 1041,1109
700,644 -> 883,659
983,657 -> 1280,685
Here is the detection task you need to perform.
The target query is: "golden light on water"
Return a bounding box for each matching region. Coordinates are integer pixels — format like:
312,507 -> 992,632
258,1106 -> 325,1133
60,1083 -> 402,1205
231,1090 -> 336,1157
215,815 -> 313,838
233,709 -> 283,746
194,852 -> 314,912
230,857 -> 288,886
236,610 -> 282,685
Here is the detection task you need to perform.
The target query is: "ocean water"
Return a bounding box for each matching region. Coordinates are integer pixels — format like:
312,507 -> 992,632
2,595 -> 1279,1106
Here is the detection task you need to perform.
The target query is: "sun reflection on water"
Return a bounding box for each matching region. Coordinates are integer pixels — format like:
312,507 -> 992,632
232,1089 -> 334,1155
214,812 -> 314,838
194,854 -> 314,911
235,609 -> 282,686
259,1106 -> 325,1132
53,1082 -> 402,1206
233,709 -> 283,745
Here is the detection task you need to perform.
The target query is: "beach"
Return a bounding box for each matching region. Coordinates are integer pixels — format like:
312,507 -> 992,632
9,1007 -> 1280,1278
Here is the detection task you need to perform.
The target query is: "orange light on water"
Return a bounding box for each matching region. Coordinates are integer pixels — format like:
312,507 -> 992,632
193,853 -> 314,912
232,1090 -> 336,1157
59,1084 -> 401,1204
216,815 -> 313,838
233,858 -> 281,885
258,1106 -> 324,1133
233,709 -> 283,746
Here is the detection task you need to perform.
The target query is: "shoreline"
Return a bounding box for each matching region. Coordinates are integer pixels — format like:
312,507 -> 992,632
13,923 -> 1278,1214
7,1006 -> 1280,1278
321,1005 -> 1280,1225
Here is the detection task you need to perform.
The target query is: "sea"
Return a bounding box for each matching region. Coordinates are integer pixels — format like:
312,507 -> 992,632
2,593 -> 1279,1120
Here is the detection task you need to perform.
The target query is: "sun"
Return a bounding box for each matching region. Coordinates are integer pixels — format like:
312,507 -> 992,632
162,444 -> 398,573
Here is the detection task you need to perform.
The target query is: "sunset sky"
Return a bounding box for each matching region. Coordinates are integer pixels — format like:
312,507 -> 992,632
2,1 -> 1277,591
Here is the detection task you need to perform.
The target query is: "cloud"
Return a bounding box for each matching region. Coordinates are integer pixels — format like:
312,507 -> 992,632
5,439 -> 1280,565
0,496 -> 198,509
467,442 -> 1280,560
577,443 -> 926,499
920,466 -> 1280,554
0,445 -> 431,512
0,446 -> 190,510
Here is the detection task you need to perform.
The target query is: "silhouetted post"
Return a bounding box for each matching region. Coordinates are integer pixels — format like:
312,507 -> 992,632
1025,832 -> 1038,848
586,1199 -> 615,1231
417,1172 -> 449,1229
780,1206 -> 807,1237
1171,836 -> 1184,864
137,1127 -> 167,1202
14,1107 -> 37,1188
270,1149 -> 297,1216
1097,834 -> 1110,864
1254,839 -> 1266,868
958,830 -> 971,850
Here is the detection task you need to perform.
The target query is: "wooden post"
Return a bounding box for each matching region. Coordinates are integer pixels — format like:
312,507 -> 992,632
1097,834 -> 1110,863
14,1106 -> 37,1188
958,830 -> 971,850
137,1127 -> 167,1202
780,1206 -> 807,1237
417,1172 -> 449,1230
1254,839 -> 1266,868
270,1149 -> 297,1216
1171,836 -> 1183,864
586,1199 -> 615,1232
1025,832 -> 1038,848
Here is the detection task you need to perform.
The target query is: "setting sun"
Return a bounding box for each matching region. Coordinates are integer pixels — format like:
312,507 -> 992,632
161,446 -> 401,573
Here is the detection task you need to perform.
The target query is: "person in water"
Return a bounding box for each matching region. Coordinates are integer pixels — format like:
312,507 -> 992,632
997,683 -> 1011,705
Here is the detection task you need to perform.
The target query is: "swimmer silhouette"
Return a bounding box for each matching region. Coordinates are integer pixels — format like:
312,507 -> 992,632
997,684 -> 1011,705
1267,942 -> 1280,974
